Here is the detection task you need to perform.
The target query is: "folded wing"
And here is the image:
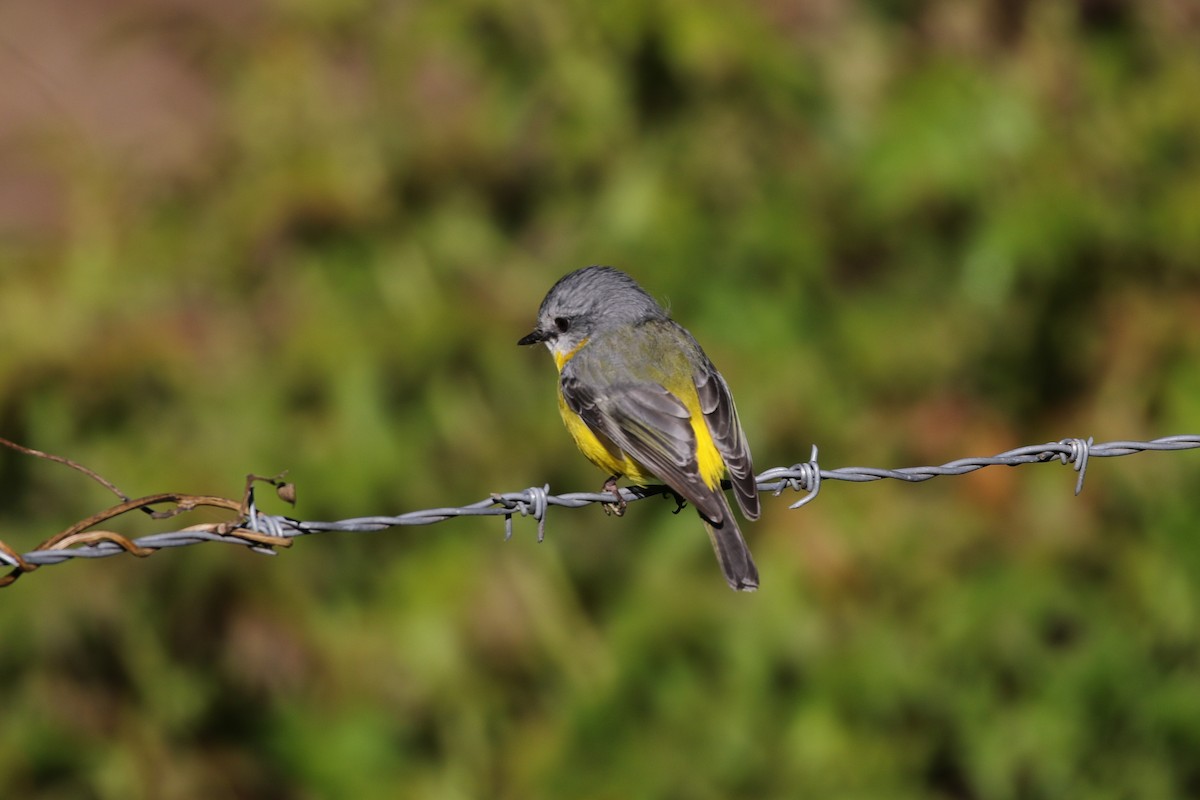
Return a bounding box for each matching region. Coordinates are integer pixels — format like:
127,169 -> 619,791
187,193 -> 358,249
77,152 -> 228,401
561,372 -> 727,525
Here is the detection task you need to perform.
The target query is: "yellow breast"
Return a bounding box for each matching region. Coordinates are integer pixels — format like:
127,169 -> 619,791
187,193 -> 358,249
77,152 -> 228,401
554,342 -> 724,489
556,389 -> 653,481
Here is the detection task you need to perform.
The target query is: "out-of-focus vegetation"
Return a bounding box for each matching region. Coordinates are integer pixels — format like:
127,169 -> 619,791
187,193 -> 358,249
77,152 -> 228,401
2,0 -> 1199,796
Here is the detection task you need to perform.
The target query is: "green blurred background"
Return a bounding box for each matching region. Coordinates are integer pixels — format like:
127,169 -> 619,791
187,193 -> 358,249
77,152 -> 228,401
2,0 -> 1200,797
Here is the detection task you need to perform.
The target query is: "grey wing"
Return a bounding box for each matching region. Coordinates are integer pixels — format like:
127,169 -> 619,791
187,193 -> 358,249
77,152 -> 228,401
561,369 -> 727,525
695,362 -> 760,520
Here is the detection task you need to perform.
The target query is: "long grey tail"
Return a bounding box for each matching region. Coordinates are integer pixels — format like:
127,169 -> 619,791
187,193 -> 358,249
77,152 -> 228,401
701,492 -> 759,591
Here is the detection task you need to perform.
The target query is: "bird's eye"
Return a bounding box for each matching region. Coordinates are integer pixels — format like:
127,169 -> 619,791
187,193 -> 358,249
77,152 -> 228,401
554,317 -> 570,333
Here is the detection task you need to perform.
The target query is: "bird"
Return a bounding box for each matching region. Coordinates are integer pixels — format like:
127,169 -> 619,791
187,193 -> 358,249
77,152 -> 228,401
518,266 -> 760,591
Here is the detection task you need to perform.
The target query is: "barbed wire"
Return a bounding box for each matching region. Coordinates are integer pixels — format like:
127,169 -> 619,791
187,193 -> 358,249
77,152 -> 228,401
2,434 -> 1198,586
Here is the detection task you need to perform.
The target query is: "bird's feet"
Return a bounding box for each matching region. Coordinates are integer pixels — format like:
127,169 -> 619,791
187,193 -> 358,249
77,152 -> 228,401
601,476 -> 627,517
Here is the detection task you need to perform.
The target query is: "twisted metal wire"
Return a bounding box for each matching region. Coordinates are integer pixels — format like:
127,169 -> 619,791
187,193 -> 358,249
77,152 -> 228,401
3,435 -> 1198,579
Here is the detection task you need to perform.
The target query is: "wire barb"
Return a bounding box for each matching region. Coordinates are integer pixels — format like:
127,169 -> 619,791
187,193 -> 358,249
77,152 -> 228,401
759,444 -> 822,509
493,485 -> 550,542
0,434 -> 1197,586
1059,436 -> 1093,495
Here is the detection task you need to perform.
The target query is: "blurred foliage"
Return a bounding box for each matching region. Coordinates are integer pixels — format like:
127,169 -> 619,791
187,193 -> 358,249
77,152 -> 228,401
2,0 -> 1200,797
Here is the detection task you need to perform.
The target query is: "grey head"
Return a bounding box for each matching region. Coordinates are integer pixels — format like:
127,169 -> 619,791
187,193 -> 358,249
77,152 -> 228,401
518,266 -> 668,358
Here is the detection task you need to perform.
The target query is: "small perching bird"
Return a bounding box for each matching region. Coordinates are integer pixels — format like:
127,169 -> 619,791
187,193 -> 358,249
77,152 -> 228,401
519,266 -> 760,591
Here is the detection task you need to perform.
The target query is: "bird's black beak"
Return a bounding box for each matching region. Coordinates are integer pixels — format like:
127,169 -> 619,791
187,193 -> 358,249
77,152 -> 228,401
518,329 -> 549,346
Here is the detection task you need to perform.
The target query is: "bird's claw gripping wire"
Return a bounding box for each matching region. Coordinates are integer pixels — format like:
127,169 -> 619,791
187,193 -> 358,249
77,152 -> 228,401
600,475 -> 627,517
494,485 -> 549,542
1059,436 -> 1093,496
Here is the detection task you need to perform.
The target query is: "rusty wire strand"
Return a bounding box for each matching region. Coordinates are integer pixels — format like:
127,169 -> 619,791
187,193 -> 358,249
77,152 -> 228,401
1,434 -> 1198,585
